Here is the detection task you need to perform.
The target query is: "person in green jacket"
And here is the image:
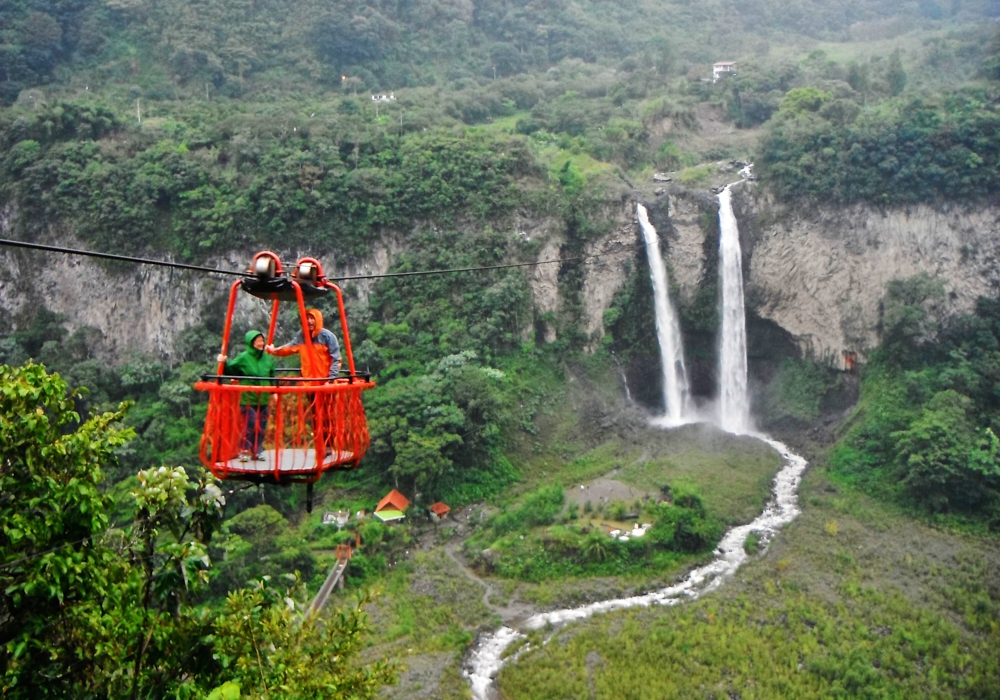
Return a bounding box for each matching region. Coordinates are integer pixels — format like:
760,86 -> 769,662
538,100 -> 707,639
217,330 -> 276,461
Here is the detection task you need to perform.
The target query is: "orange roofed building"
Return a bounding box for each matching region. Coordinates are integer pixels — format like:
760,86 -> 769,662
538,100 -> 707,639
374,489 -> 410,522
429,502 -> 450,520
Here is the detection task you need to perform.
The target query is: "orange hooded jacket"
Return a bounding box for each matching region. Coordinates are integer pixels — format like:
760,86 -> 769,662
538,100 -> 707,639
270,308 -> 342,380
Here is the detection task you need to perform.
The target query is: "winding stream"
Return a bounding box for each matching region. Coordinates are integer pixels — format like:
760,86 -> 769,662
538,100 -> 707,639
464,181 -> 794,697
463,434 -> 808,699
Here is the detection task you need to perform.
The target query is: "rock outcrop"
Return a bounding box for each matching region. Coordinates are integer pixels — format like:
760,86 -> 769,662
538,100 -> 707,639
4,187 -> 999,373
741,189 -> 1000,368
0,208 -> 396,362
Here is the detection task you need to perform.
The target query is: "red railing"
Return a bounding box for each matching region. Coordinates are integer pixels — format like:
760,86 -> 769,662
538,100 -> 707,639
194,379 -> 373,483
194,252 -> 374,484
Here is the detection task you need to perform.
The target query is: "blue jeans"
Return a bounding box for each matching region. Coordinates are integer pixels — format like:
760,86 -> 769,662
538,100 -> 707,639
241,404 -> 269,454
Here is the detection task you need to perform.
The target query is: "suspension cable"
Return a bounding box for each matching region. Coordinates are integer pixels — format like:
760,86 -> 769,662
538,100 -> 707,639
0,236 -> 646,282
0,238 -> 252,277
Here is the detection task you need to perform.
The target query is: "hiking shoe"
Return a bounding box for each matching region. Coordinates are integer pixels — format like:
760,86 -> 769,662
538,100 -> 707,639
254,452 -> 266,462
239,450 -> 250,463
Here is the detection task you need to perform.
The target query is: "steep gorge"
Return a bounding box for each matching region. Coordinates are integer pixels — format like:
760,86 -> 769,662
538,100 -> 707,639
3,187 -> 998,396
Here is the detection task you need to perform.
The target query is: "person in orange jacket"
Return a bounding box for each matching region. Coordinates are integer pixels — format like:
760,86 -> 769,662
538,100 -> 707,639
266,307 -> 341,379
266,307 -> 341,460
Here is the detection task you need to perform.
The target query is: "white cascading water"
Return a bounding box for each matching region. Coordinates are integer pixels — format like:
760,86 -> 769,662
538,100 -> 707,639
637,203 -> 689,424
610,351 -> 633,403
463,436 -> 809,698
463,178 -> 806,700
717,186 -> 750,434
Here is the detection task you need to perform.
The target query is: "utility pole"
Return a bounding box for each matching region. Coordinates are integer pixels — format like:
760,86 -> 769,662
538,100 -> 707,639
136,98 -> 141,124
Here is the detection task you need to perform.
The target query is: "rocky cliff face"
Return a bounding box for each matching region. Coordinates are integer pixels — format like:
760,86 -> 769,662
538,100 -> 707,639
0,198 -> 640,363
0,206 -> 395,363
633,186 -> 1000,373
740,188 -> 1000,368
4,188 -> 998,374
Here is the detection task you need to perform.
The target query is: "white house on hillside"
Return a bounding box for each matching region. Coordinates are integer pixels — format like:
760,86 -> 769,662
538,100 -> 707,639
713,61 -> 737,82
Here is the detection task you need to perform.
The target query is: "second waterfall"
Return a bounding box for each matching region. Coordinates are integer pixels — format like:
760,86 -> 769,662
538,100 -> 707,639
637,203 -> 689,424
717,186 -> 750,434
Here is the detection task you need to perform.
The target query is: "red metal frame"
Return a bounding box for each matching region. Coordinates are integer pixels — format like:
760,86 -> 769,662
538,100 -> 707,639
195,254 -> 375,484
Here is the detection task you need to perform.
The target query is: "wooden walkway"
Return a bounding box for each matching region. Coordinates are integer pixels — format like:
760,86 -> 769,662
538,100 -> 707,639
305,543 -> 356,618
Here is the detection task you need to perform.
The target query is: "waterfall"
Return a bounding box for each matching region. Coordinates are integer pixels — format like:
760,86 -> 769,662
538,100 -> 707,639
717,186 -> 750,434
637,203 -> 689,424
610,351 -> 633,403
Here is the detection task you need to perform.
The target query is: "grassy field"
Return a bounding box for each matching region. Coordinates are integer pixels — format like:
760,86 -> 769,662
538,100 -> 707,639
314,355 -> 787,698
495,464 -> 1000,699
354,430 -> 784,697
362,549 -> 496,700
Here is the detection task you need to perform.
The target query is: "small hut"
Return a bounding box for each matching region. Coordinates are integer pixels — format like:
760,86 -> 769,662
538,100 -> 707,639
429,502 -> 451,522
374,489 -> 410,522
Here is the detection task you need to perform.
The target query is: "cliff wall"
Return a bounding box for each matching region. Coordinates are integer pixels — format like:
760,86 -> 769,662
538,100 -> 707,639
3,188 -> 998,373
0,206 -> 395,362
741,189 -> 1000,368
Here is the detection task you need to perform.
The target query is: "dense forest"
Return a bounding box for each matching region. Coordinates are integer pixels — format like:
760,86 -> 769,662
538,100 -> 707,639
3,0 -> 1000,697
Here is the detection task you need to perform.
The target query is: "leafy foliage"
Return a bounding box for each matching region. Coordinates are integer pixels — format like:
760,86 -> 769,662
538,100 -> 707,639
758,88 -> 1000,205
0,104 -> 533,257
353,230 -> 537,502
469,484 -> 722,581
0,364 -> 394,698
4,0 -> 972,105
830,283 -> 1000,521
0,363 -> 133,694
762,359 -> 835,427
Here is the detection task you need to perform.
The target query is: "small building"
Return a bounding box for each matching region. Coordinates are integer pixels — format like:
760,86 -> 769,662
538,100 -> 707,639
375,489 -> 410,522
371,92 -> 396,102
713,61 -> 737,82
322,510 -> 350,527
429,502 -> 450,522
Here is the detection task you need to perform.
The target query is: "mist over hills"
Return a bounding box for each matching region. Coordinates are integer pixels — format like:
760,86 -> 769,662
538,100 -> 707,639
2,0 -> 997,102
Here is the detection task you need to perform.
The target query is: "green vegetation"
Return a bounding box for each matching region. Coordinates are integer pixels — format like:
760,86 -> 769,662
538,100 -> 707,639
4,0 -> 977,105
496,466 -> 1000,700
829,276 -> 1000,524
5,0 -> 1000,695
466,430 -> 782,582
759,87 -> 1000,205
762,359 -> 837,427
0,364 -> 394,698
472,485 -> 720,581
501,584 -> 999,699
0,103 -> 534,257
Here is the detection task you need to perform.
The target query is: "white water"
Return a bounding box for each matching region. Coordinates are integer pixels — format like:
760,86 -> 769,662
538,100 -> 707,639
463,435 -> 808,698
718,187 -> 750,434
610,351 -> 633,403
464,183 -> 795,699
637,203 -> 689,424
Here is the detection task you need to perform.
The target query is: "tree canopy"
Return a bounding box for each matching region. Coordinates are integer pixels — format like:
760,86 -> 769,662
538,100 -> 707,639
0,363 -> 395,698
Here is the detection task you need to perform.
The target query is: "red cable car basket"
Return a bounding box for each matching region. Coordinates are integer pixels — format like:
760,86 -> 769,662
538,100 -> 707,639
194,252 -> 375,485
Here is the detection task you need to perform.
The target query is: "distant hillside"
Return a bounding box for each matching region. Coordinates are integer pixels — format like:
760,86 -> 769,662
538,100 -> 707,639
2,0 -> 996,103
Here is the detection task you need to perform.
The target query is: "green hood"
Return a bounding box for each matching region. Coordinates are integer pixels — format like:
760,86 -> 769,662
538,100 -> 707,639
244,330 -> 265,357
225,330 -> 276,405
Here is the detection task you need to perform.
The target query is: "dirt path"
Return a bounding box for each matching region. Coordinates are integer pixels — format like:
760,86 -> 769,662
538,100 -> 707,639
444,543 -> 535,626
